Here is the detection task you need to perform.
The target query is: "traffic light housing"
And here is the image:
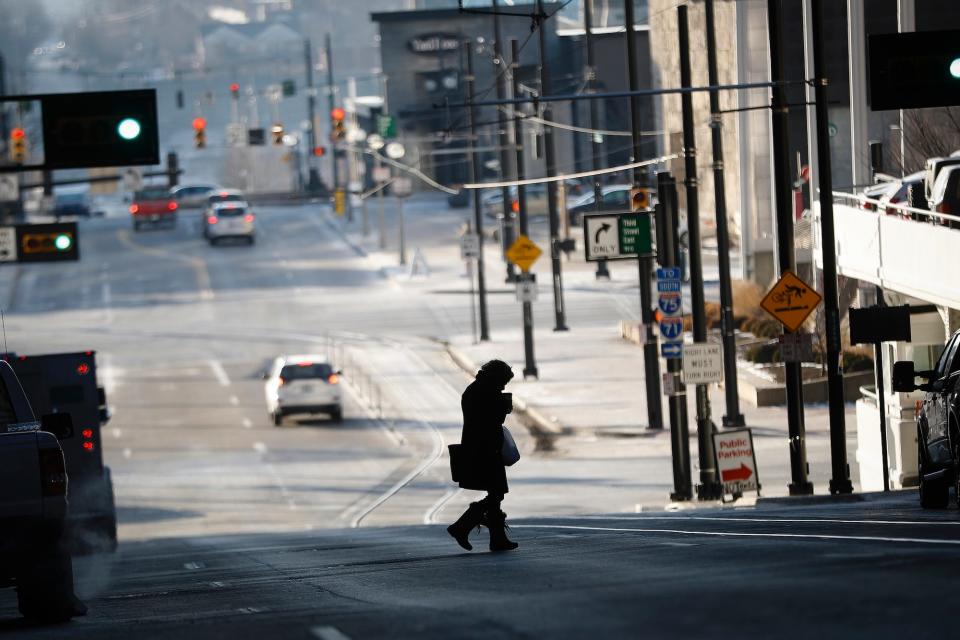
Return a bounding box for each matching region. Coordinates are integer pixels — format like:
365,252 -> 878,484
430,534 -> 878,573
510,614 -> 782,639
271,122 -> 284,145
230,83 -> 240,99
331,108 -> 346,143
16,222 -> 79,262
9,128 -> 26,164
869,30 -> 960,110
631,187 -> 652,211
313,146 -> 326,157
192,117 -> 206,149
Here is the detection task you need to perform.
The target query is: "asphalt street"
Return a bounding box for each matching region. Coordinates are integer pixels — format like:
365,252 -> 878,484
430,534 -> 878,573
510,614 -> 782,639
0,203 -> 952,637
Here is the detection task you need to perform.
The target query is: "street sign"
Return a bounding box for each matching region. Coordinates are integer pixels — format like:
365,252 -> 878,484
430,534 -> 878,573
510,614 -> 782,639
661,342 -> 683,358
779,332 -> 815,363
0,227 -> 17,262
226,123 -> 246,147
656,266 -> 684,360
662,372 -> 677,396
657,291 -> 682,315
506,235 -> 542,272
713,429 -> 760,499
460,233 -> 479,260
760,270 -> 822,333
0,175 -> 18,202
515,279 -> 538,303
393,177 -> 413,197
584,215 -> 619,260
659,316 -> 683,341
618,212 -> 652,256
377,115 -> 396,139
121,167 -> 143,192
849,305 -> 912,344
583,212 -> 653,262
682,342 -> 723,384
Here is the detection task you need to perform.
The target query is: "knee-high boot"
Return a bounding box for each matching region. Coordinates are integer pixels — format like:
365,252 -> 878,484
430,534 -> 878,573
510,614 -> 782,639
447,501 -> 486,551
487,509 -> 519,552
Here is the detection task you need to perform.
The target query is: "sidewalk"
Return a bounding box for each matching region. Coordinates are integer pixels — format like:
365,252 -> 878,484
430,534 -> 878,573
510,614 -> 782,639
329,194 -> 864,504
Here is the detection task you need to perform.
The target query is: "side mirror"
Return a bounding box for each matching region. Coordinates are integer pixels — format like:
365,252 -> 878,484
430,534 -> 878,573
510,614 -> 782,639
892,361 -> 922,392
41,413 -> 74,440
99,407 -> 112,424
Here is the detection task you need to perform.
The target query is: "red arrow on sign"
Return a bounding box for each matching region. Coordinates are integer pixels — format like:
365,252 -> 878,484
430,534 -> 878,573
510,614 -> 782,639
721,463 -> 753,482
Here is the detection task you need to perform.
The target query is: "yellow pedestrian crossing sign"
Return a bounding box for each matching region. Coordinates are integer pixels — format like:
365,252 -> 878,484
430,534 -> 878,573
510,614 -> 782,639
506,234 -> 541,272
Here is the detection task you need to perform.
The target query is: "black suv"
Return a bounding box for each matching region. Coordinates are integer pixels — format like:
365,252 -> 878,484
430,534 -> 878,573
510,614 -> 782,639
893,330 -> 960,508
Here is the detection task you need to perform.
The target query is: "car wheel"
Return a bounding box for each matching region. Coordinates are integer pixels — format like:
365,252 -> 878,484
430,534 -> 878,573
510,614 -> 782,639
919,436 -> 949,509
272,411 -> 283,426
133,221 -> 141,232
247,235 -> 255,245
330,407 -> 343,423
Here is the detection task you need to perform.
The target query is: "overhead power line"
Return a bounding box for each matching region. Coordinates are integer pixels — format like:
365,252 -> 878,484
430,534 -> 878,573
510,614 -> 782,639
463,152 -> 680,189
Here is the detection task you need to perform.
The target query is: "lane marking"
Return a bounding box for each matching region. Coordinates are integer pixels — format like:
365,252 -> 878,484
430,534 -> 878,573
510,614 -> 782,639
229,395 -> 239,406
123,448 -> 132,459
111,428 -> 122,439
253,441 -> 268,454
101,282 -> 114,324
310,626 -> 352,640
512,524 -> 960,547
242,418 -> 253,429
208,360 -> 231,387
183,561 -> 205,570
566,515 -> 960,527
116,228 -> 214,300
424,488 -> 462,525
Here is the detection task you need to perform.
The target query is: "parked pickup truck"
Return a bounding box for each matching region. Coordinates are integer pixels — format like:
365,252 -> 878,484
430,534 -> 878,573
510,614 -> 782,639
0,359 -> 84,621
129,186 -> 178,231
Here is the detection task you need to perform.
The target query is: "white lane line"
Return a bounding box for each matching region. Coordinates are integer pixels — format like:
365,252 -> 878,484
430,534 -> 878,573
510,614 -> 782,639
253,441 -> 268,454
310,626 -> 352,640
512,524 -> 960,547
229,395 -> 239,406
183,561 -> 205,570
208,360 -> 231,387
101,282 -> 114,324
424,488 -> 462,525
566,515 -> 960,527
100,353 -> 119,395
242,418 -> 253,429
111,428 -> 122,439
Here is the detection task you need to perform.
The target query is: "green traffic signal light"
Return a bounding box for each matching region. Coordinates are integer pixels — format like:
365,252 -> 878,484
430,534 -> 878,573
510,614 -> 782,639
951,58 -> 960,79
117,118 -> 142,140
54,234 -> 73,251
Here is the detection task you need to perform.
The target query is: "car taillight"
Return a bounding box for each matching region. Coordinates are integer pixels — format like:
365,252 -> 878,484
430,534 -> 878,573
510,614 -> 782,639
278,377 -> 285,386
81,429 -> 93,438
168,201 -> 178,211
244,214 -> 254,223
82,441 -> 95,451
207,216 -> 218,225
937,202 -> 951,215
511,200 -> 519,213
327,374 -> 339,384
129,204 -> 139,214
39,449 -> 67,497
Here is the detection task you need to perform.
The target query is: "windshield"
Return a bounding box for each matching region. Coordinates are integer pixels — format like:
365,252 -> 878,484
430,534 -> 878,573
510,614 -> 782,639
280,363 -> 333,380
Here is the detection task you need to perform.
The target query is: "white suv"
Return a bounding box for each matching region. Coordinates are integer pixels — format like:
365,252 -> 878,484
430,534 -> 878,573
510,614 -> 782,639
264,356 -> 343,425
206,202 -> 255,245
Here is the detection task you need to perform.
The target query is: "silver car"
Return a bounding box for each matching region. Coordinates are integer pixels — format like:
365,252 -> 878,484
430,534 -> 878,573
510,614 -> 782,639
205,202 -> 255,245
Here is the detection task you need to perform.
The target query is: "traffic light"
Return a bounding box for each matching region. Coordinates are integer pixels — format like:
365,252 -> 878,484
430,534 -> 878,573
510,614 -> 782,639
16,222 -> 79,262
869,30 -> 960,110
631,187 -> 652,211
271,122 -> 284,145
192,117 -> 206,149
9,128 -> 26,164
230,83 -> 240,99
313,146 -> 326,157
41,89 -> 159,169
331,107 -> 346,143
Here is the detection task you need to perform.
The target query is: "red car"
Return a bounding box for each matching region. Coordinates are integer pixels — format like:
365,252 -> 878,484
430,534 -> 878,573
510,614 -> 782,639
129,187 -> 178,231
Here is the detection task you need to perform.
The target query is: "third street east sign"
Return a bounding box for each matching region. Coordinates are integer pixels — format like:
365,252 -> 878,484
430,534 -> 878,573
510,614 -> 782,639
583,212 -> 652,262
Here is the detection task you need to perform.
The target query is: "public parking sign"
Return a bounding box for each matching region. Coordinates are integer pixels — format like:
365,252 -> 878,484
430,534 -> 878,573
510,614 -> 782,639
713,429 -> 760,500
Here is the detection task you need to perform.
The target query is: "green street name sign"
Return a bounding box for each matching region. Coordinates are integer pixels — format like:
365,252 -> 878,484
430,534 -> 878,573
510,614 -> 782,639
583,211 -> 653,261
618,212 -> 652,256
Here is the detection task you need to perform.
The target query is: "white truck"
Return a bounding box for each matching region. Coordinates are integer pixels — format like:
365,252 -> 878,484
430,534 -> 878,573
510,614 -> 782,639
0,359 -> 84,621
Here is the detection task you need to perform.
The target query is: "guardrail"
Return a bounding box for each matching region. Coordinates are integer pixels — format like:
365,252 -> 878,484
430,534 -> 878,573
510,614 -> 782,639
831,190 -> 960,226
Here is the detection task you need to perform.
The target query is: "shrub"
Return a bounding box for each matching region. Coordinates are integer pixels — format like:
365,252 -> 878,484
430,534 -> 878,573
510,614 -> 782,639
745,342 -> 780,364
843,350 -> 874,373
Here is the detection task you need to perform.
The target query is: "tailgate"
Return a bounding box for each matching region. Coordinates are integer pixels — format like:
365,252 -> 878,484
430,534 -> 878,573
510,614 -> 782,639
0,432 -> 43,520
135,201 -> 170,214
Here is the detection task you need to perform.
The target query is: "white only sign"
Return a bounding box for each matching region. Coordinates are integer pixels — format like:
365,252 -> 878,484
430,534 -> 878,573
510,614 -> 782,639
584,215 -> 619,260
0,175 -> 19,202
0,227 -> 16,262
460,233 -> 479,260
713,429 -> 759,498
682,342 -> 723,384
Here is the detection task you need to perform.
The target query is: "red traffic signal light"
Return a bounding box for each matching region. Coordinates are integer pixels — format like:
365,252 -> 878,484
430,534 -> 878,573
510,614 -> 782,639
230,83 -> 240,96
11,128 -> 25,140
192,117 -> 206,131
313,146 -> 326,157
330,107 -> 345,122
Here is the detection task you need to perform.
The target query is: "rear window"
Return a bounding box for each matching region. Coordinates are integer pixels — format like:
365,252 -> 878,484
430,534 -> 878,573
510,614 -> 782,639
280,363 -> 332,380
214,205 -> 247,217
135,188 -> 170,201
209,194 -> 245,204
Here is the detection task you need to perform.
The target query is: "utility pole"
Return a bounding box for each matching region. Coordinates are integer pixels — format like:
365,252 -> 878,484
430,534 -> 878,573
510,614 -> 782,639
705,0 -> 745,428
768,0 -> 813,495
811,0 -> 853,494
536,0 -> 568,333
304,38 -> 317,191
583,0 -> 610,279
678,6 -> 721,500
658,172 -> 693,501
625,0 -> 662,431
325,34 -> 339,194
465,39 -> 491,341
492,0 -> 518,283
512,38 -> 538,379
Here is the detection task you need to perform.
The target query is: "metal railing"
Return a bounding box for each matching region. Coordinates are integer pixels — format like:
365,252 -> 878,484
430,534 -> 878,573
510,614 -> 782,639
832,190 -> 960,226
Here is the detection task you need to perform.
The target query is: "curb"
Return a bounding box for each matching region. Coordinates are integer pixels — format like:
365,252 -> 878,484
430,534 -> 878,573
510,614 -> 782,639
756,493 -> 866,507
441,340 -> 566,438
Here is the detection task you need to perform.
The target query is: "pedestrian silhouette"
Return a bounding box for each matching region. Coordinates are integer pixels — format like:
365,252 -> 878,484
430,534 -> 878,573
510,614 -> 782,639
447,359 -> 519,552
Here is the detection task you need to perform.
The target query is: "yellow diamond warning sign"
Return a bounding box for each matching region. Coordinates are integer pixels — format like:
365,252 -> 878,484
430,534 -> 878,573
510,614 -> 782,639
760,270 -> 822,332
505,234 -> 542,272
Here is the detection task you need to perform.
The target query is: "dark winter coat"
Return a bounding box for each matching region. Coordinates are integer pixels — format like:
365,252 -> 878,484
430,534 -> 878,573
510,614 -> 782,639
458,377 -> 509,494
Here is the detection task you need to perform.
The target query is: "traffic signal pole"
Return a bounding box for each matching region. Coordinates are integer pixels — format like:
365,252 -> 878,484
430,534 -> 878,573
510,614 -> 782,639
625,0 -> 662,432
767,0 -> 813,495
535,0 -> 568,333
705,0 -> 745,429
512,38 -> 538,380
678,6 -> 721,500
492,0 -> 518,283
464,39 -> 491,341
325,34 -> 340,193
304,37 -> 318,191
810,0 -> 853,494
583,0 -> 610,280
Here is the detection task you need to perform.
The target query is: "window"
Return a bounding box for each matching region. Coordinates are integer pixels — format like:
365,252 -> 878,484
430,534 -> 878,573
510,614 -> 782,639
603,190 -> 630,206
935,336 -> 959,379
136,188 -> 170,200
214,206 -> 247,217
280,363 -> 333,380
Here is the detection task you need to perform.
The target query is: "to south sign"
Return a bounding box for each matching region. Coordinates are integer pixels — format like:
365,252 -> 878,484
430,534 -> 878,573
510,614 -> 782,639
408,34 -> 461,55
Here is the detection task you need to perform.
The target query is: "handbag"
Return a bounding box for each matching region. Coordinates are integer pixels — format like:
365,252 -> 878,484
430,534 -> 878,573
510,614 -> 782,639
501,426 -> 520,466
